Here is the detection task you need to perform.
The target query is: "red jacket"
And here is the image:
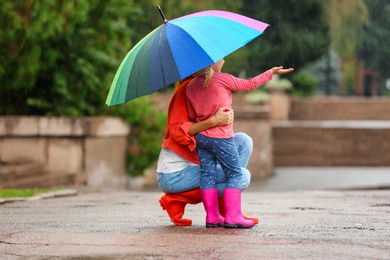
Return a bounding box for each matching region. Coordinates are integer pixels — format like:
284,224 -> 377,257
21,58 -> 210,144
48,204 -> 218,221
161,79 -> 199,164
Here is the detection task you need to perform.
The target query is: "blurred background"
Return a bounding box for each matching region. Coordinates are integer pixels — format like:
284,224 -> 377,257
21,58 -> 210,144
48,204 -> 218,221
1,0 -> 389,191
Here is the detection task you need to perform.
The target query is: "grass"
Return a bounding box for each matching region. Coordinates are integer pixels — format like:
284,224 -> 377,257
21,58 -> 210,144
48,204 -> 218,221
0,188 -> 61,198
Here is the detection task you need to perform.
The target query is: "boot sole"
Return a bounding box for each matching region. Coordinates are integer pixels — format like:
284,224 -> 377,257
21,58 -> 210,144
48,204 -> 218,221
206,223 -> 224,228
224,223 -> 254,229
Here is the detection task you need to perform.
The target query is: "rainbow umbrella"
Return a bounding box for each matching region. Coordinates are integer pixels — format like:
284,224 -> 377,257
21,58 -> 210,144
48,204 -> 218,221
106,6 -> 269,106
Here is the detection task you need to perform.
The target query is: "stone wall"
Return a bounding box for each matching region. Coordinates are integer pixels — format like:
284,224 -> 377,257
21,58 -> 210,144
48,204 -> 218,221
0,116 -> 130,190
289,97 -> 390,120
273,96 -> 390,166
273,121 -> 390,166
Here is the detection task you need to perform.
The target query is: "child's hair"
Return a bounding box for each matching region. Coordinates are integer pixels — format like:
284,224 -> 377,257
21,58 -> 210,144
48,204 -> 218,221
174,65 -> 214,91
203,66 -> 214,89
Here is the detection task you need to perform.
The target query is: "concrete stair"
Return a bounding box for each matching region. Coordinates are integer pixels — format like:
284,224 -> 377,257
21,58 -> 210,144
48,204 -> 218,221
0,162 -> 77,189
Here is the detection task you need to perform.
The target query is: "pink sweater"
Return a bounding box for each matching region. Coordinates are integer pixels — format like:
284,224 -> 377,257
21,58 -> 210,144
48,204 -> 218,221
186,70 -> 272,138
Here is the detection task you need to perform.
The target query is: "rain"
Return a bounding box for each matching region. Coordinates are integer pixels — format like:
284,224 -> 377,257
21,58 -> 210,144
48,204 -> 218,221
1,0 -> 390,258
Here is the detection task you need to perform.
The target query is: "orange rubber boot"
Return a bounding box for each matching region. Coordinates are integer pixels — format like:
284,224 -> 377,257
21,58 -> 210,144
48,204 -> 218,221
159,188 -> 202,226
218,196 -> 259,225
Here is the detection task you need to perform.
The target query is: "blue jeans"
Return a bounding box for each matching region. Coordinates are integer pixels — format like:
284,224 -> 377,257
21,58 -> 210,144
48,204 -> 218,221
157,132 -> 253,196
195,134 -> 242,190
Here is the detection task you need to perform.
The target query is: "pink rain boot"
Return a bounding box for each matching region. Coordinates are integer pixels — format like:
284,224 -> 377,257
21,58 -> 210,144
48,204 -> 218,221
218,196 -> 259,225
201,188 -> 224,228
223,188 -> 254,229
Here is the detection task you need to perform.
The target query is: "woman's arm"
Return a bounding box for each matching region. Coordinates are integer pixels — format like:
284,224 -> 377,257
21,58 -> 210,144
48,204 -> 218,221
168,80 -> 233,147
188,107 -> 233,136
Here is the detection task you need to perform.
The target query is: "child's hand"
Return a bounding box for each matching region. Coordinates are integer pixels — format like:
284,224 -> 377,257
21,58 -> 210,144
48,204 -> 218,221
270,66 -> 294,75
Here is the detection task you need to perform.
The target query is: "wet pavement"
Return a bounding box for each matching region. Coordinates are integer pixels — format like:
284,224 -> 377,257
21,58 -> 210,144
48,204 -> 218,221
248,167 -> 390,192
1,167 -> 390,259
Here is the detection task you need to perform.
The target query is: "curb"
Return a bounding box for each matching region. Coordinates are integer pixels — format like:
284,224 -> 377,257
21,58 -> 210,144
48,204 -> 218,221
0,189 -> 78,205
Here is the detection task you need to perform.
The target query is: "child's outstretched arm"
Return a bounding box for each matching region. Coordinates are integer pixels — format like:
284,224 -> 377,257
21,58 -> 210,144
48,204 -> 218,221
270,66 -> 294,75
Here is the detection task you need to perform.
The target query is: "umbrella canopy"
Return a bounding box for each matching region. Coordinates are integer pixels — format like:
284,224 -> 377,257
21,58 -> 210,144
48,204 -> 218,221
106,8 -> 269,106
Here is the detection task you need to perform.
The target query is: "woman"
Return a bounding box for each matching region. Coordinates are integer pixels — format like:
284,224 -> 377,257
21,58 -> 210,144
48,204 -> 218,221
157,76 -> 257,226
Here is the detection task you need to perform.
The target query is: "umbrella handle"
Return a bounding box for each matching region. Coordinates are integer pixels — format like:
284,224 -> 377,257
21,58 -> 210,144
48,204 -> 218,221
157,5 -> 168,23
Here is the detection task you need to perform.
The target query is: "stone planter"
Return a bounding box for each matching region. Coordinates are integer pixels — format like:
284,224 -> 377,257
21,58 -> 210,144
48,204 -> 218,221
0,116 -> 130,190
264,78 -> 292,121
234,106 -> 273,179
266,88 -> 291,121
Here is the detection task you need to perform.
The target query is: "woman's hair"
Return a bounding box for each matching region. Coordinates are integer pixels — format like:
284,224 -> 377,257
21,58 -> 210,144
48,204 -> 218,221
174,74 -> 196,92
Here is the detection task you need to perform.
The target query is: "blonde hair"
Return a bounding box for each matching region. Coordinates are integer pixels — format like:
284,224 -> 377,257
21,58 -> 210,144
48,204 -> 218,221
203,66 -> 214,89
174,66 -> 214,91
192,66 -> 214,89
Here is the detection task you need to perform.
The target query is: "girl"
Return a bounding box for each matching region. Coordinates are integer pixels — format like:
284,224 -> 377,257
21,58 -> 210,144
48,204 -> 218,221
186,59 -> 293,228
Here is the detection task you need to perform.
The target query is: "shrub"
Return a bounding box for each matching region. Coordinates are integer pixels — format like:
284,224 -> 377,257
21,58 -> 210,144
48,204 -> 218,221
107,97 -> 167,176
290,72 -> 318,97
0,0 -> 141,116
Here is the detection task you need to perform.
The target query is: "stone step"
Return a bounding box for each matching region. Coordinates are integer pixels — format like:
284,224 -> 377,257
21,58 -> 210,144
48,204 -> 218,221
0,162 -> 46,182
1,171 -> 77,189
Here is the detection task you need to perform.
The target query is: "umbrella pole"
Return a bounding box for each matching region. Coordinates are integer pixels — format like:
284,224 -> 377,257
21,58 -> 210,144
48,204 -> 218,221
157,5 -> 168,23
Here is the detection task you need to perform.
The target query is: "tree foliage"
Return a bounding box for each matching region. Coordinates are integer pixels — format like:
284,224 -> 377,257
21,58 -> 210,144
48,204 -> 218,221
0,0 -> 142,115
1,0 -> 332,115
327,0 -> 369,56
358,0 -> 390,93
240,0 -> 331,77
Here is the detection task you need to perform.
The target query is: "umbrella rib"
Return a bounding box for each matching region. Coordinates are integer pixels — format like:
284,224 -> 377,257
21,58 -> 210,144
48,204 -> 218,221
188,17 -> 260,48
156,31 -> 169,86
167,24 -> 214,78
169,17 -> 260,68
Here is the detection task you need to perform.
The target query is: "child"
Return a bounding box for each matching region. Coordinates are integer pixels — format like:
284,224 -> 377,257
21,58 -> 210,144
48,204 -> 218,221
186,59 -> 293,228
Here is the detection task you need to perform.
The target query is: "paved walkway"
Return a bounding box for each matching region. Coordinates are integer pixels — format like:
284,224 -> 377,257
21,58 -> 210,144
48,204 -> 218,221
1,168 -> 390,259
248,167 -> 390,192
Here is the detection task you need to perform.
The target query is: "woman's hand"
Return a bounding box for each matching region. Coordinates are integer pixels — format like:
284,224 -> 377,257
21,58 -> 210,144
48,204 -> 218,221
213,106 -> 234,126
270,66 -> 294,75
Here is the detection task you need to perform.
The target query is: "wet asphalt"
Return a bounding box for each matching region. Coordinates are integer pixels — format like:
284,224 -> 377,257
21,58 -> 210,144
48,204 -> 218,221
1,167 -> 390,259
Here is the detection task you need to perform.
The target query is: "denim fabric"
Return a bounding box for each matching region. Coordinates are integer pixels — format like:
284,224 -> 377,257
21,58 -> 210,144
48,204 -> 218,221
195,134 -> 242,190
234,132 -> 253,169
157,132 -> 253,195
157,165 -> 200,193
